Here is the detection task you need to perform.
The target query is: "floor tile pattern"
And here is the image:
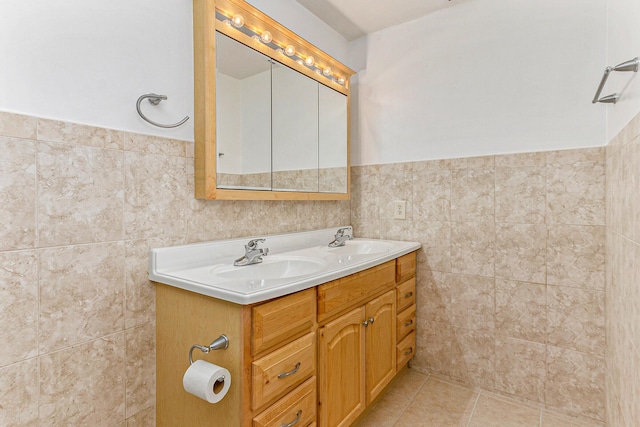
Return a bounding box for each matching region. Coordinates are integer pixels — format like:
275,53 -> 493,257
357,370 -> 604,427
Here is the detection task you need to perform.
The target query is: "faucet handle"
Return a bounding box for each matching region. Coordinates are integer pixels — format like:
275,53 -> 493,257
336,227 -> 353,239
246,238 -> 266,250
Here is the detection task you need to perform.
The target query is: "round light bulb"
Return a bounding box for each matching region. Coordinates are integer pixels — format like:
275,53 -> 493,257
223,19 -> 232,26
323,67 -> 331,76
315,69 -> 322,75
231,14 -> 244,28
337,76 -> 346,85
260,31 -> 272,43
304,56 -> 314,66
296,59 -> 304,65
251,35 -> 260,41
276,48 -> 284,54
284,45 -> 296,56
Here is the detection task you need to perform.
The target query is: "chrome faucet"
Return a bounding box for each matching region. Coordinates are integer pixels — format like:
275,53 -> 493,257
234,239 -> 269,266
328,227 -> 354,247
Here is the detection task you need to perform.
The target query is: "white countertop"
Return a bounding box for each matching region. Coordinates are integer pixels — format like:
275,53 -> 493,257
149,227 -> 421,305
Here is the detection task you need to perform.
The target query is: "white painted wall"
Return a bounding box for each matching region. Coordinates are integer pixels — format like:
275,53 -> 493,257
0,0 -> 348,140
0,0 -> 194,140
349,0 -> 608,165
606,0 -> 640,141
245,0 -> 348,65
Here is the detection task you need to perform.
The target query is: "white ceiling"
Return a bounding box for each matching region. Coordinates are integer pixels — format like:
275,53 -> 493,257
294,0 -> 465,40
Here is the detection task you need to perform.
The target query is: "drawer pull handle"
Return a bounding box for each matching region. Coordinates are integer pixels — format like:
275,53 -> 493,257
404,292 -> 413,299
404,319 -> 413,327
281,410 -> 302,427
363,320 -> 369,327
277,362 -> 301,379
404,346 -> 413,356
368,317 -> 375,324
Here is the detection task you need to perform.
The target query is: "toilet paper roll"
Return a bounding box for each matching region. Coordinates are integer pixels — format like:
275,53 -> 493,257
183,360 -> 231,403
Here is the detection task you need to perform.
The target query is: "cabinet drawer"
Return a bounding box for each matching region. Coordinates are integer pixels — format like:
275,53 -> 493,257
396,304 -> 416,342
396,252 -> 416,283
396,278 -> 416,313
253,288 -> 316,356
253,377 -> 317,427
396,331 -> 416,370
252,332 -> 316,411
318,260 -> 395,323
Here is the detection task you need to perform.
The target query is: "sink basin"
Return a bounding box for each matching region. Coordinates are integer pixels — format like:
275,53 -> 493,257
324,239 -> 393,256
150,227 -> 421,304
213,256 -> 328,281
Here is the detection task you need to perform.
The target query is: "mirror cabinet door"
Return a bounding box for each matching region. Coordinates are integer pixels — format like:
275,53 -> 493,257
319,85 -> 348,193
271,62 -> 319,192
216,32 -> 272,190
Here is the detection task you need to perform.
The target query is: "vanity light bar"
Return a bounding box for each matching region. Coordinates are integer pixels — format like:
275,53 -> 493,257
214,11 -> 346,86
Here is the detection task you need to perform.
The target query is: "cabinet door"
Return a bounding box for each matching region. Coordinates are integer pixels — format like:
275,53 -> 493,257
365,290 -> 396,404
318,306 -> 366,427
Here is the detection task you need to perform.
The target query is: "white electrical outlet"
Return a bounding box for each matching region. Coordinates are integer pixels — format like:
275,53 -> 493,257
393,200 -> 406,219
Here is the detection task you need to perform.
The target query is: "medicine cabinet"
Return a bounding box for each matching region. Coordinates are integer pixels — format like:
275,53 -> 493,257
193,0 -> 355,200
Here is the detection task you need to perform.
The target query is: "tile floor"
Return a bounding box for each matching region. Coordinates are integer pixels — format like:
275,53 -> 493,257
356,369 -> 605,427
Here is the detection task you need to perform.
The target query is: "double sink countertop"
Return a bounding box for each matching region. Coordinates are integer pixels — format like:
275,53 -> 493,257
149,226 -> 421,305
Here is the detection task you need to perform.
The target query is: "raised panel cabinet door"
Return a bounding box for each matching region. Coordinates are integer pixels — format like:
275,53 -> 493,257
318,306 -> 366,427
365,290 -> 397,404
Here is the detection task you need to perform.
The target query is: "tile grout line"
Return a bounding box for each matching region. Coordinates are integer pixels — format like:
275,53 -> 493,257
392,372 -> 431,427
539,407 -> 543,426
465,390 -> 482,427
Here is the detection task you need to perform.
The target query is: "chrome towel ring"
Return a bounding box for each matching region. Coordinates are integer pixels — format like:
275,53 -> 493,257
136,93 -> 189,128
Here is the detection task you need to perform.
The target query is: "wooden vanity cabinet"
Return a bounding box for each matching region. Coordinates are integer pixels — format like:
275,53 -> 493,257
155,251 -> 417,427
318,306 -> 366,427
395,253 -> 417,371
156,286 -> 317,427
316,261 -> 398,427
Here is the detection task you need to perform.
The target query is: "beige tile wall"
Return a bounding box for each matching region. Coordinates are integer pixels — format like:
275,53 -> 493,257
0,111 -> 349,426
351,148 -> 607,422
0,108 -> 614,425
605,110 -> 640,427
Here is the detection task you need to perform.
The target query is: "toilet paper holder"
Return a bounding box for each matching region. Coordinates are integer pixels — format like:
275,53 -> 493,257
189,334 -> 229,364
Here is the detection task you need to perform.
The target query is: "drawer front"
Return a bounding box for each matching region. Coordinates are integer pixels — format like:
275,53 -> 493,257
396,331 -> 416,371
396,252 -> 416,284
396,278 -> 416,313
318,260 -> 395,323
396,304 -> 416,342
252,332 -> 316,411
252,288 -> 316,356
253,377 -> 317,427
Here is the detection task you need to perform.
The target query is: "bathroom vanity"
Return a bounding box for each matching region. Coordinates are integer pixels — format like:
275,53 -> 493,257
150,228 -> 419,427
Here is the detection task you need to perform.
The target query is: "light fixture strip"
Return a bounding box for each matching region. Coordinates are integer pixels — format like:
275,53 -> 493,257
214,10 -> 345,86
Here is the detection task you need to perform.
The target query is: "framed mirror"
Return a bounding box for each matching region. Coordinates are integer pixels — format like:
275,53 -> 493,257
193,0 -> 355,200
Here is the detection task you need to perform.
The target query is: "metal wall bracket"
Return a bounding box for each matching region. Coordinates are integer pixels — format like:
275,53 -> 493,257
592,57 -> 639,104
188,334 -> 229,364
136,93 -> 190,128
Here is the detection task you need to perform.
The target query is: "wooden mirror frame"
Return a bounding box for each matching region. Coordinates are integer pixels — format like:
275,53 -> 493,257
193,0 -> 355,200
